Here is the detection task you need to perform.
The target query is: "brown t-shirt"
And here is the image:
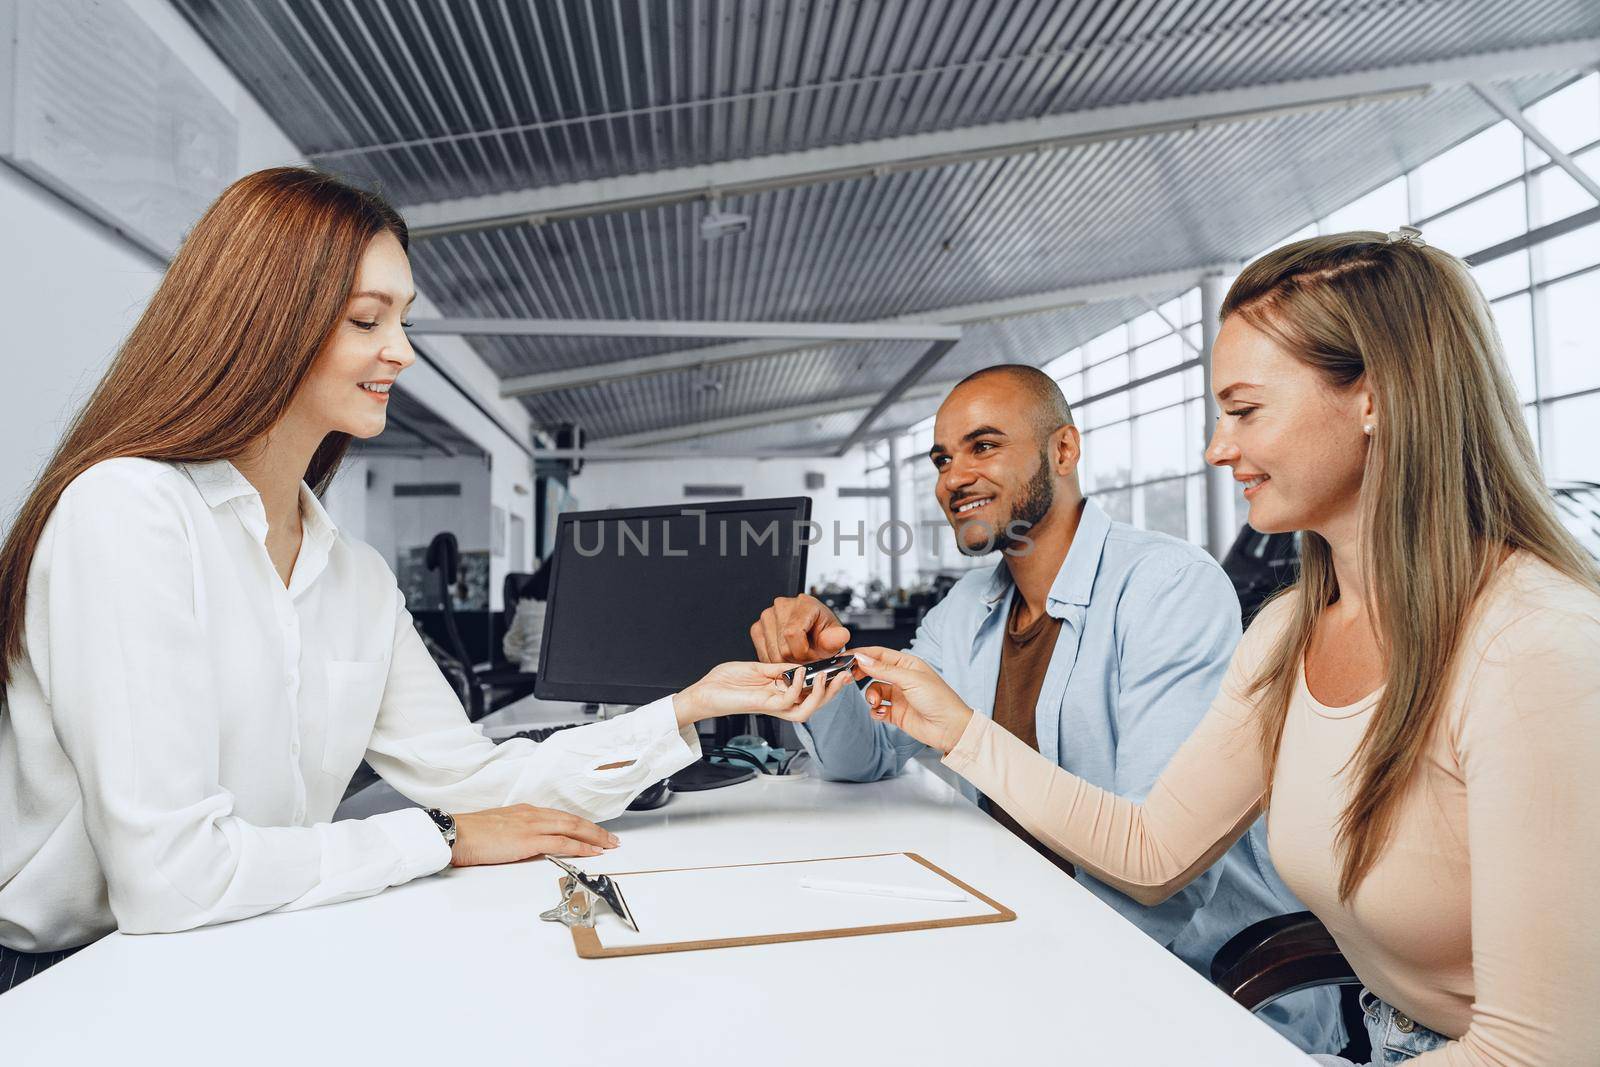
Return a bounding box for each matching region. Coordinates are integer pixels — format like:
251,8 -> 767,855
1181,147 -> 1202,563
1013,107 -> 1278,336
980,594 -> 1076,877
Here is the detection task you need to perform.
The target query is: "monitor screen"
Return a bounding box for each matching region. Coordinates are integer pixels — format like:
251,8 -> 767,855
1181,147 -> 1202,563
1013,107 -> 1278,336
534,497 -> 812,705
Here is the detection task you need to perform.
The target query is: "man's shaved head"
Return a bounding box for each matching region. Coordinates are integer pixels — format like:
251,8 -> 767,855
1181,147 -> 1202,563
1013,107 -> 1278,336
950,364 -> 1075,445
931,363 -> 1082,556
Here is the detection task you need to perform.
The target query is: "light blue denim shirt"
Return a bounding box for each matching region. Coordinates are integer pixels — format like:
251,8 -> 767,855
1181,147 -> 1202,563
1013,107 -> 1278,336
796,499 -> 1343,1054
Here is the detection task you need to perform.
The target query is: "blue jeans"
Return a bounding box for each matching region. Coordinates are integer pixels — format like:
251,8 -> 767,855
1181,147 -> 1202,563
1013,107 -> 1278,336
1359,988 -> 1450,1064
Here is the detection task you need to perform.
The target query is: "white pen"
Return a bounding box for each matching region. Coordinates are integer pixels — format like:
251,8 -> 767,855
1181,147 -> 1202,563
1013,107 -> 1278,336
798,877 -> 969,902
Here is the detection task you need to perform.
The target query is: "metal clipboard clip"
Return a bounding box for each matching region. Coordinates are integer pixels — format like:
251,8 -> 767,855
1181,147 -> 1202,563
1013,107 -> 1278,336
539,856 -> 640,933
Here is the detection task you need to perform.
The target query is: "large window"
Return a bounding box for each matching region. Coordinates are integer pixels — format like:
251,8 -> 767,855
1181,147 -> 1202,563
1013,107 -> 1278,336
889,73 -> 1600,581
1051,294 -> 1209,543
1316,75 -> 1600,487
1078,73 -> 1600,547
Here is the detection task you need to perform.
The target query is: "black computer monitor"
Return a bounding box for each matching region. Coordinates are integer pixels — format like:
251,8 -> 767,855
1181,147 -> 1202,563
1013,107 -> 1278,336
534,497 -> 812,705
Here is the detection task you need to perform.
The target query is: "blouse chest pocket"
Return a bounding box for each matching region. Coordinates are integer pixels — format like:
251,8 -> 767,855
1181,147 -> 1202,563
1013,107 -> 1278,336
321,659 -> 390,778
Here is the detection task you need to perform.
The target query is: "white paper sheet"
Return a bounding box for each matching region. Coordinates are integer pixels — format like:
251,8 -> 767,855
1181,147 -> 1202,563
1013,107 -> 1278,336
585,853 -> 1003,950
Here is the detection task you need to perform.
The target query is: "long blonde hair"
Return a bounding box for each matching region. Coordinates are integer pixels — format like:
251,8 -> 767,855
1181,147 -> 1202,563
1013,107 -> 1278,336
0,167 -> 407,689
1224,232 -> 1600,900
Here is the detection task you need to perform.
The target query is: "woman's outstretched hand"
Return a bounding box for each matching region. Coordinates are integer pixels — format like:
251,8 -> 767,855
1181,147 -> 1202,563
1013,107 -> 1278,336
673,660 -> 854,727
848,646 -> 974,756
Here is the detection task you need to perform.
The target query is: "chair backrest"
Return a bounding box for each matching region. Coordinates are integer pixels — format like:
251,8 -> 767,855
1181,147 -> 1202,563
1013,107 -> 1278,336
424,532 -> 477,692
502,570 -> 534,607
1211,910 -> 1360,1012
425,530 -> 460,583
497,571 -> 535,656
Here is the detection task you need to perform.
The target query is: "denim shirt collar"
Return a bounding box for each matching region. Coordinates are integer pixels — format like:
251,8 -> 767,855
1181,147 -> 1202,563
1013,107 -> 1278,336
977,497 -> 1112,617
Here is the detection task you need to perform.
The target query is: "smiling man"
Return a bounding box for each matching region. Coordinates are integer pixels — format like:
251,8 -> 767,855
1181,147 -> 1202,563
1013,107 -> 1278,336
750,364 -> 1342,1055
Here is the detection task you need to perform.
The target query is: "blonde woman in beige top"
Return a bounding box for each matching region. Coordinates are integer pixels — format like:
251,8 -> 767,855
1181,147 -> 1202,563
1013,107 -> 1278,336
834,231 -> 1600,1066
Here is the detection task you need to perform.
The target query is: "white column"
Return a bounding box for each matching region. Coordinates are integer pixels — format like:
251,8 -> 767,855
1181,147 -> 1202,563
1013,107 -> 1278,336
886,435 -> 903,592
1200,273 -> 1236,560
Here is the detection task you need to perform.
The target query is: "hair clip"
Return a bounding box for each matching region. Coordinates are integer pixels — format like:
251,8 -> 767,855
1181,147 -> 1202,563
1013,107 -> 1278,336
1386,225 -> 1425,246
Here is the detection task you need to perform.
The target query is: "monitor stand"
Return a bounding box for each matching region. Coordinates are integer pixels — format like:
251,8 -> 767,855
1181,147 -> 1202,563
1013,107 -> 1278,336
671,710 -> 761,790
602,704 -> 754,797
668,758 -> 756,791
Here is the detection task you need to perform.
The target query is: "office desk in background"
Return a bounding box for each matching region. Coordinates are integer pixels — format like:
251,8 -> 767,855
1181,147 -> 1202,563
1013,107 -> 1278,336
0,754 -> 1309,1066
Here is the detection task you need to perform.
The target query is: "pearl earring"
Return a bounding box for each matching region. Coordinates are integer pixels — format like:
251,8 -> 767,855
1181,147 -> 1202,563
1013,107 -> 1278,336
1363,424 -> 1375,435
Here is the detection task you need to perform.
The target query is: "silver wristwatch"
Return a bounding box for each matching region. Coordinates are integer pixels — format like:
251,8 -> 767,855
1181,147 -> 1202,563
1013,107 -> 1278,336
424,807 -> 456,849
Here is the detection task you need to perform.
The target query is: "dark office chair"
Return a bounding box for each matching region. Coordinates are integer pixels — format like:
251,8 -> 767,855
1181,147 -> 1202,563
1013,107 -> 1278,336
424,532 -> 539,721
496,570 -> 535,653
502,570 -> 533,610
0,944 -> 84,994
1210,910 -> 1369,1061
1220,524 -> 1301,628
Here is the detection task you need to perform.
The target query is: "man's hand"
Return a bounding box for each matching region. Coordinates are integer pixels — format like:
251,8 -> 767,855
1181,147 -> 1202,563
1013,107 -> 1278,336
750,594 -> 851,664
449,804 -> 620,868
849,646 -> 974,756
674,660 -> 855,726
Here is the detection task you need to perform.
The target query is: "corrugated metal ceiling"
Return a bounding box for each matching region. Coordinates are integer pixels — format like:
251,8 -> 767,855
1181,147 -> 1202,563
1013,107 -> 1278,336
179,0 -> 1598,197
169,0 -> 1599,451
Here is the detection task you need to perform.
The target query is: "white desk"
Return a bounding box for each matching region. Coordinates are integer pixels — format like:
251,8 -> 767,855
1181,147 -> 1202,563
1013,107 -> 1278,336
475,691 -> 602,736
0,763 -> 1310,1066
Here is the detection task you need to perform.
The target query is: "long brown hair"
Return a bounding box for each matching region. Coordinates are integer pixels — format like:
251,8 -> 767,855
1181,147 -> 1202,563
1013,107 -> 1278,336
0,167 -> 407,688
1226,232 -> 1600,899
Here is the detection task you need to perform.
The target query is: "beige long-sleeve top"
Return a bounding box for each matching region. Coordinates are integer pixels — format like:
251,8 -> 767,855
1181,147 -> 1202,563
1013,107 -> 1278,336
945,552 -> 1600,1066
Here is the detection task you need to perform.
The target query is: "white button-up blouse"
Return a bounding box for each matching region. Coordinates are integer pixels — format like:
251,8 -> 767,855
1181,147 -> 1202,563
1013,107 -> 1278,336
0,458 -> 699,951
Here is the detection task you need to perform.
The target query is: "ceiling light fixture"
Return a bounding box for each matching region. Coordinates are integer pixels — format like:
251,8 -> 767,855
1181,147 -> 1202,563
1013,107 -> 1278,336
700,189 -> 749,240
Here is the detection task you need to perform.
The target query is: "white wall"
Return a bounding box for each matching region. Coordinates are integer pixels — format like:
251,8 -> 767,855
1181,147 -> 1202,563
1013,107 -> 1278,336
0,166 -> 161,508
567,452 -> 887,591
352,316 -> 537,609
320,455 -> 369,546
360,455 -> 493,570
0,0 -> 536,608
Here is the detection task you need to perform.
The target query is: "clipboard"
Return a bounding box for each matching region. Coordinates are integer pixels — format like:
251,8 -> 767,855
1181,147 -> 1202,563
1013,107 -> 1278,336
557,852 -> 1014,959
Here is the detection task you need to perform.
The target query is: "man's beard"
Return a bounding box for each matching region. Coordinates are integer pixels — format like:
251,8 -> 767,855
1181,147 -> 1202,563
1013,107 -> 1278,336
956,448 -> 1054,556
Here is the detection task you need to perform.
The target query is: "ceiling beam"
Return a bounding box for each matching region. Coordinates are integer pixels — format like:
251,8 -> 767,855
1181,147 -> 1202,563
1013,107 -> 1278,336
378,409 -> 458,458
1471,82 -> 1600,204
537,420 -> 919,461
502,337 -> 802,398
1465,204 -> 1600,265
406,317 -> 961,341
498,264 -> 1226,399
403,38 -> 1600,238
911,264 -> 1231,324
1140,295 -> 1202,356
836,338 -> 959,456
595,381 -> 953,448
534,442 -> 853,460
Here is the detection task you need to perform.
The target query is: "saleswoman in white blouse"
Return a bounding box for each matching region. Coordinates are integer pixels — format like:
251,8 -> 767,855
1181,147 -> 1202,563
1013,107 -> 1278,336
0,168 -> 852,966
